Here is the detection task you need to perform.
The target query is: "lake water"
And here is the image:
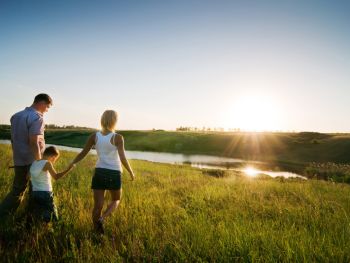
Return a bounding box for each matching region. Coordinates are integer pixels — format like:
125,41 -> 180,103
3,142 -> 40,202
0,140 -> 306,179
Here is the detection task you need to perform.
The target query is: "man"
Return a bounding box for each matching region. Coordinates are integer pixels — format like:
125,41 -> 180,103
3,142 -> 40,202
0,93 -> 53,217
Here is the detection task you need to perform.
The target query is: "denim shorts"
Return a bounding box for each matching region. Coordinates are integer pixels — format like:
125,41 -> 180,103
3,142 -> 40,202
29,191 -> 58,222
91,168 -> 122,190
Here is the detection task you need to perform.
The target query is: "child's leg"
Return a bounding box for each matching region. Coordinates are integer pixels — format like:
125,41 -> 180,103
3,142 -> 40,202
92,190 -> 105,225
51,200 -> 59,222
43,192 -> 58,223
101,189 -> 122,221
25,193 -> 36,229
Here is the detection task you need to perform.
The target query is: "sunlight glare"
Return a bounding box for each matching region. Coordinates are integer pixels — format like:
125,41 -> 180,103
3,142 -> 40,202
224,94 -> 282,131
243,167 -> 259,177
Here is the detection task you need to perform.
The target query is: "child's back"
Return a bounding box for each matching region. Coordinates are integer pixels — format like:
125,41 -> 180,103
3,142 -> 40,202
30,160 -> 52,191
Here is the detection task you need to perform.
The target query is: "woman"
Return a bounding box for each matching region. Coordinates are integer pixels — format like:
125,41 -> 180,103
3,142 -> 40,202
72,110 -> 135,234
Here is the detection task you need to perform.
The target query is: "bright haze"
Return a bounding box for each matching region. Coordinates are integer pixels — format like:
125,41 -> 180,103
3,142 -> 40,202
0,0 -> 349,132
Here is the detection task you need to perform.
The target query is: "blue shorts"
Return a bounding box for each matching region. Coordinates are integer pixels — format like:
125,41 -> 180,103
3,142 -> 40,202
29,191 -> 58,222
91,168 -> 122,190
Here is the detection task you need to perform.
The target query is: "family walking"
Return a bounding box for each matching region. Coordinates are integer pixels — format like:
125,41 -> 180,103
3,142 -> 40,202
0,94 -> 135,234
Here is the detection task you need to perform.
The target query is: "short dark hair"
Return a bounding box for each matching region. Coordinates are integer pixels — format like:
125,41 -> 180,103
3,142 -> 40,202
43,146 -> 60,157
34,93 -> 53,105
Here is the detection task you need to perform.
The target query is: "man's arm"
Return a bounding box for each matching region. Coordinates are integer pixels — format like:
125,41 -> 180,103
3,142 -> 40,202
29,135 -> 42,161
28,115 -> 45,161
10,116 -> 14,151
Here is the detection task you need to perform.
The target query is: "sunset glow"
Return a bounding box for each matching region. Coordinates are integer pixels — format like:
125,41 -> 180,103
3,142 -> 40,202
224,95 -> 282,132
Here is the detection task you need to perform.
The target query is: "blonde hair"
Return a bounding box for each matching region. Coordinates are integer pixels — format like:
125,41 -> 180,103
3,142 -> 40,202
100,110 -> 118,132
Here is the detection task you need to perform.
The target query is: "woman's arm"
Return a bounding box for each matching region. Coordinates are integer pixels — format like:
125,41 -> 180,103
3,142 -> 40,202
44,161 -> 75,180
71,133 -> 96,165
115,134 -> 135,180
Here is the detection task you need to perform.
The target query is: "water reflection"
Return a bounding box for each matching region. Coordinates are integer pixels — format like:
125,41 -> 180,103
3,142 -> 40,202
241,166 -> 306,179
243,167 -> 260,177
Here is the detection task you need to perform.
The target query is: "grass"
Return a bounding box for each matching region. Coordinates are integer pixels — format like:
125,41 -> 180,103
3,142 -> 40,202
305,162 -> 350,183
0,144 -> 350,262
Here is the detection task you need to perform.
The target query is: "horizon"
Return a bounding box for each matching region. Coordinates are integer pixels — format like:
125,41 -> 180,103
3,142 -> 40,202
2,122 -> 350,134
1,1 -> 349,133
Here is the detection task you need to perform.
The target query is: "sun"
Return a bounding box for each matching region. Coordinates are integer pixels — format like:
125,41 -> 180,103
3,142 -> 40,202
224,95 -> 282,131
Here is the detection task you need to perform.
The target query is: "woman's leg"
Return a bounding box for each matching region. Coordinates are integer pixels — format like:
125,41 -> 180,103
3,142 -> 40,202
101,189 -> 122,221
92,190 -> 105,225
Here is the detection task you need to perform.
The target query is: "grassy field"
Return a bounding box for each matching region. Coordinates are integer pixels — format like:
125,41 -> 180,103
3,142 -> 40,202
0,144 -> 350,262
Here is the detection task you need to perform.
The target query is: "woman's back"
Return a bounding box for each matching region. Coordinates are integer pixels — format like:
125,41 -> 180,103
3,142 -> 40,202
95,131 -> 122,171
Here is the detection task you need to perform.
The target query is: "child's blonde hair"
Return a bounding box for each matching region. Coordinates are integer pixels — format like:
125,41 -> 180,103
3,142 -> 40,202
100,110 -> 118,132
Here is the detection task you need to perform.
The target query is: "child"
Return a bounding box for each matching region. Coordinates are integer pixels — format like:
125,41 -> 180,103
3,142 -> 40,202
29,146 -> 75,223
72,110 -> 135,234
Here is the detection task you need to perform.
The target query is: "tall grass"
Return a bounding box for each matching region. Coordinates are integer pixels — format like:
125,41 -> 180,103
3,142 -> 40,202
0,144 -> 350,262
305,162 -> 350,183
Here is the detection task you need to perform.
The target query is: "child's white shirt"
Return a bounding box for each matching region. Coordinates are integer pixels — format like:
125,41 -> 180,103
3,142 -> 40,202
30,160 -> 53,191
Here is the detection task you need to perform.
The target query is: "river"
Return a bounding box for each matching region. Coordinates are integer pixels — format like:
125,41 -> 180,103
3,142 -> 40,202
0,140 -> 306,179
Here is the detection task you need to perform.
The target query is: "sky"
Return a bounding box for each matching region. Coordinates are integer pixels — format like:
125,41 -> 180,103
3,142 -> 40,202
0,0 -> 349,132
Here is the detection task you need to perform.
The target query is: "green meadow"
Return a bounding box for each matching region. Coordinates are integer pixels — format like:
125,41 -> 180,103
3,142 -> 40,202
0,144 -> 350,262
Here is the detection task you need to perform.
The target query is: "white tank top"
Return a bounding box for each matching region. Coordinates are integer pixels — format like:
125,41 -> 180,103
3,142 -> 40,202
95,131 -> 122,171
30,160 -> 53,192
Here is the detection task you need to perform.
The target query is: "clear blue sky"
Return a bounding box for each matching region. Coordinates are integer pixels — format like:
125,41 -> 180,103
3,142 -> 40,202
0,0 -> 349,132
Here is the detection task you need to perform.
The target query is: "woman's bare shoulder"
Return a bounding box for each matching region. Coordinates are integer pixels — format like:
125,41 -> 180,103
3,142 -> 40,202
115,133 -> 123,139
114,133 -> 124,145
88,132 -> 97,141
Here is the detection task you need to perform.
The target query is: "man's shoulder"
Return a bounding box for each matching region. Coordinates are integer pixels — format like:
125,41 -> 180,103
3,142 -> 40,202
27,110 -> 43,124
29,108 -> 43,118
11,107 -> 42,121
11,108 -> 27,119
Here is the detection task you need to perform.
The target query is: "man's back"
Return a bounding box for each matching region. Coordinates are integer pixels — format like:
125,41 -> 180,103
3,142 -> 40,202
11,107 -> 45,166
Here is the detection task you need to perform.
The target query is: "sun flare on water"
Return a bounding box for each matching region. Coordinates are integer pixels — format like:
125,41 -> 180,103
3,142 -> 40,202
243,167 -> 260,177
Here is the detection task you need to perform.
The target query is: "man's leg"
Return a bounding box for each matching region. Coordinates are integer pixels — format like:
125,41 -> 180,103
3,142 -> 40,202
0,165 -> 30,217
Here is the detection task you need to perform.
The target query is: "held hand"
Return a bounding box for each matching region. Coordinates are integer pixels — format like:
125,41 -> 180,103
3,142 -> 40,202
68,163 -> 76,170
